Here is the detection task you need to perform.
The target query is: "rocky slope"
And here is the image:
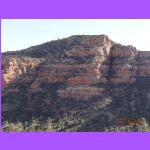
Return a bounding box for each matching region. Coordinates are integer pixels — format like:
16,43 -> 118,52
2,35 -> 150,131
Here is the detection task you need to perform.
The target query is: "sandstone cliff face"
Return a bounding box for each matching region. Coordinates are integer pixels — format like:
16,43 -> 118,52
2,56 -> 42,88
2,35 -> 150,100
2,35 -> 150,131
2,35 -> 112,100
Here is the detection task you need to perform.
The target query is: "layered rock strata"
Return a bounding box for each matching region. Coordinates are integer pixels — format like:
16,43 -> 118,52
2,35 -> 150,100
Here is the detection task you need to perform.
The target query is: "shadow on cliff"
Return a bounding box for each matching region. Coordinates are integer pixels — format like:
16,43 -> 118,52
76,83 -> 150,131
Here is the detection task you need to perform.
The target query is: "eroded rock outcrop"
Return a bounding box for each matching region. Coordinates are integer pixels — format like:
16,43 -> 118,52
2,56 -> 42,88
2,35 -> 150,132
2,35 -> 150,100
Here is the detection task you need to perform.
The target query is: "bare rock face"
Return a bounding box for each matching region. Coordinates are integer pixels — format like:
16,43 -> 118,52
58,87 -> 105,100
2,56 -> 42,88
2,35 -> 150,100
2,35 -> 150,132
138,51 -> 150,76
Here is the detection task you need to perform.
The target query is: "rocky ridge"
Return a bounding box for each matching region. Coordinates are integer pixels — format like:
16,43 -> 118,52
2,35 -> 150,131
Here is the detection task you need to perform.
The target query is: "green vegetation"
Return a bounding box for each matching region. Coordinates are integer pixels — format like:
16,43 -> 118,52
3,35 -> 90,58
3,117 -> 150,132
2,83 -> 150,132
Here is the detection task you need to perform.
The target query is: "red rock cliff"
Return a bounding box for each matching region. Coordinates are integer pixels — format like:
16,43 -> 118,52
2,35 -> 150,100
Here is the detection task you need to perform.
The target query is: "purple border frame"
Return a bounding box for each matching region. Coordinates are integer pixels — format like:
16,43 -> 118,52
1,0 -> 150,149
0,132 -> 149,149
0,19 -> 1,129
0,0 -> 150,18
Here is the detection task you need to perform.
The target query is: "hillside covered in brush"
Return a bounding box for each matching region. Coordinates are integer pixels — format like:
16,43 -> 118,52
2,35 -> 150,131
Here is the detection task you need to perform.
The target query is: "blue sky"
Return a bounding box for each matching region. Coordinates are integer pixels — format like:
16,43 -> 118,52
1,19 -> 150,52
